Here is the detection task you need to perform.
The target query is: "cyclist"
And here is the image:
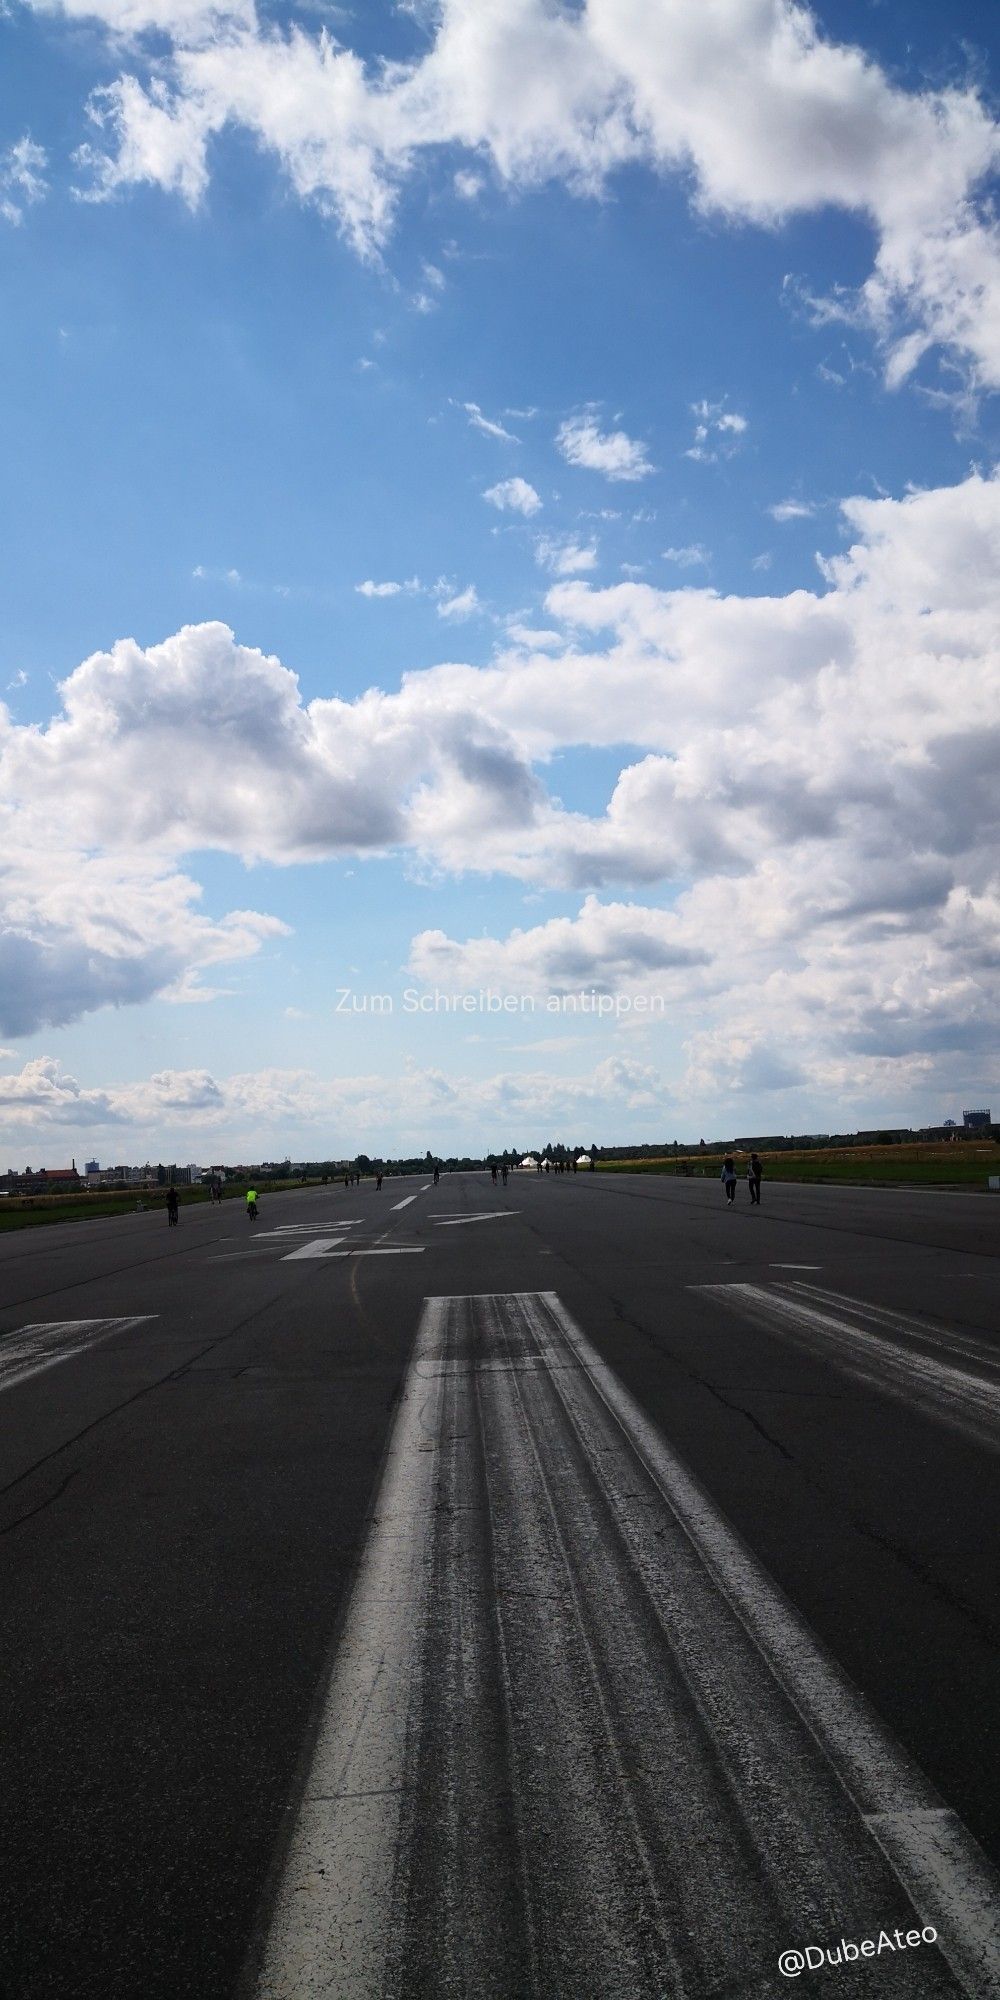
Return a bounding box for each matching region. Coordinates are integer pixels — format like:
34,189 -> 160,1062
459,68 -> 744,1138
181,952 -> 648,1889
246,1186 -> 258,1221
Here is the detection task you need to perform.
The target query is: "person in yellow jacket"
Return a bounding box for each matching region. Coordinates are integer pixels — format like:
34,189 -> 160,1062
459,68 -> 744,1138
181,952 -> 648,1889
246,1187 -> 258,1220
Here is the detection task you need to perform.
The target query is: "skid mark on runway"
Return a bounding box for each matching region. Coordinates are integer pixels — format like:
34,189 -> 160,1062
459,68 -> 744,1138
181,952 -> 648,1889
255,1292 -> 997,1999
697,1280 -> 1000,1456
0,1317 -> 155,1394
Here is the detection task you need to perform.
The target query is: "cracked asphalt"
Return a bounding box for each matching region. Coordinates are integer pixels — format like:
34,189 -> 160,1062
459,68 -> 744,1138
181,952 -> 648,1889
1,1172 -> 998,1997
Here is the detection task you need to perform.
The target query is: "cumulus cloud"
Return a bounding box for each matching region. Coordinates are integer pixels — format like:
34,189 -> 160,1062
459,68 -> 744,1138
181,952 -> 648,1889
0,1050 -> 673,1153
43,0 -> 1000,389
483,477 -> 542,516
3,472 -> 999,1101
557,410 -> 654,482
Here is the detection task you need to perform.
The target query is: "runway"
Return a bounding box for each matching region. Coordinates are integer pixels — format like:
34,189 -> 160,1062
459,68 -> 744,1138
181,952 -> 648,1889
1,1172 -> 999,1996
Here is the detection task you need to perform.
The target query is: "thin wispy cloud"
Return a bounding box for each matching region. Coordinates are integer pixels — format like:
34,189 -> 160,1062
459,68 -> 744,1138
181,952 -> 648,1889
355,577 -> 422,598
769,500 -> 816,522
460,401 -> 519,443
0,137 -> 47,225
685,401 -> 748,463
662,544 -> 710,568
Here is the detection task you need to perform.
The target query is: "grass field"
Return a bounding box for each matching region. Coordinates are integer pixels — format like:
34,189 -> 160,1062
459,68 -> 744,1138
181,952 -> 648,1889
0,1177 -> 326,1232
598,1141 -> 1000,1189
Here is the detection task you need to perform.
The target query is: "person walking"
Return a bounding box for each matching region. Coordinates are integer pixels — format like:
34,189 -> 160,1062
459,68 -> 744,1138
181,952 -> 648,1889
748,1153 -> 763,1205
166,1185 -> 179,1228
720,1156 -> 737,1207
376,1171 -> 383,1191
246,1186 -> 258,1221
501,1163 -> 508,1185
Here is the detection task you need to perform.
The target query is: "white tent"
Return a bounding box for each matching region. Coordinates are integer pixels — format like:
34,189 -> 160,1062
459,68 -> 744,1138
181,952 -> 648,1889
519,1155 -> 538,1168
576,1153 -> 592,1165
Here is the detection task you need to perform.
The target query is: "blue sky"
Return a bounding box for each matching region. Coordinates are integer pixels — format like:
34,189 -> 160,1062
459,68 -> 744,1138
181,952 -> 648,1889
2,0 -> 999,1160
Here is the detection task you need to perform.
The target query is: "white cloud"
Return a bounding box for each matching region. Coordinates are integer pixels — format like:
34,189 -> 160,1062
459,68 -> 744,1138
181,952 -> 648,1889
435,582 -> 482,620
483,476 -> 542,516
453,167 -> 484,200
685,400 -> 749,462
0,1050 -> 673,1153
3,472 -> 999,1102
662,544 -> 709,567
557,410 -> 654,483
535,535 -> 598,575
355,576 -> 421,597
460,400 -> 518,443
769,499 -> 816,522
504,623 -> 563,650
1,137 -> 48,224
43,0 -> 1000,388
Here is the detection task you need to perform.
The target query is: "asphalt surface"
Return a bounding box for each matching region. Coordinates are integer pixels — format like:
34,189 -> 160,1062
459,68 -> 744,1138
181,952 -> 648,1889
1,1172 -> 999,1997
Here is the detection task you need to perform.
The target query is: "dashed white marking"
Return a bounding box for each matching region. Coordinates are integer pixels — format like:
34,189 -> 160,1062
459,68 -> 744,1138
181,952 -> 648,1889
0,1317 -> 155,1393
392,1194 -> 418,1210
769,1262 -> 822,1269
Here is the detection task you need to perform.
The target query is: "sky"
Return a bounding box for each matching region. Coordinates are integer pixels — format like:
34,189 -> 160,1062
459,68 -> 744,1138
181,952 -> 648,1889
2,0 -> 1000,1163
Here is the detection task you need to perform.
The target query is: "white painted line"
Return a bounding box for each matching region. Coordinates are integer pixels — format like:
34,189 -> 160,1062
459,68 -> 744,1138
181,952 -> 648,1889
697,1280 -> 1000,1455
282,1239 -> 424,1259
770,1262 -> 822,1269
255,1297 -> 447,1998
538,1290 -> 1000,1994
0,1317 -> 155,1394
321,1248 -> 425,1258
433,1211 -> 515,1227
258,1223 -> 359,1240
258,1287 -> 1000,1997
282,1238 -> 350,1260
392,1194 -> 418,1210
422,1291 -> 544,1301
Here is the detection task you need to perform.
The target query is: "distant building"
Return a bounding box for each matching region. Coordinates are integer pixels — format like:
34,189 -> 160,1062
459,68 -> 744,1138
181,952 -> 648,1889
964,1108 -> 992,1131
85,1159 -> 99,1175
